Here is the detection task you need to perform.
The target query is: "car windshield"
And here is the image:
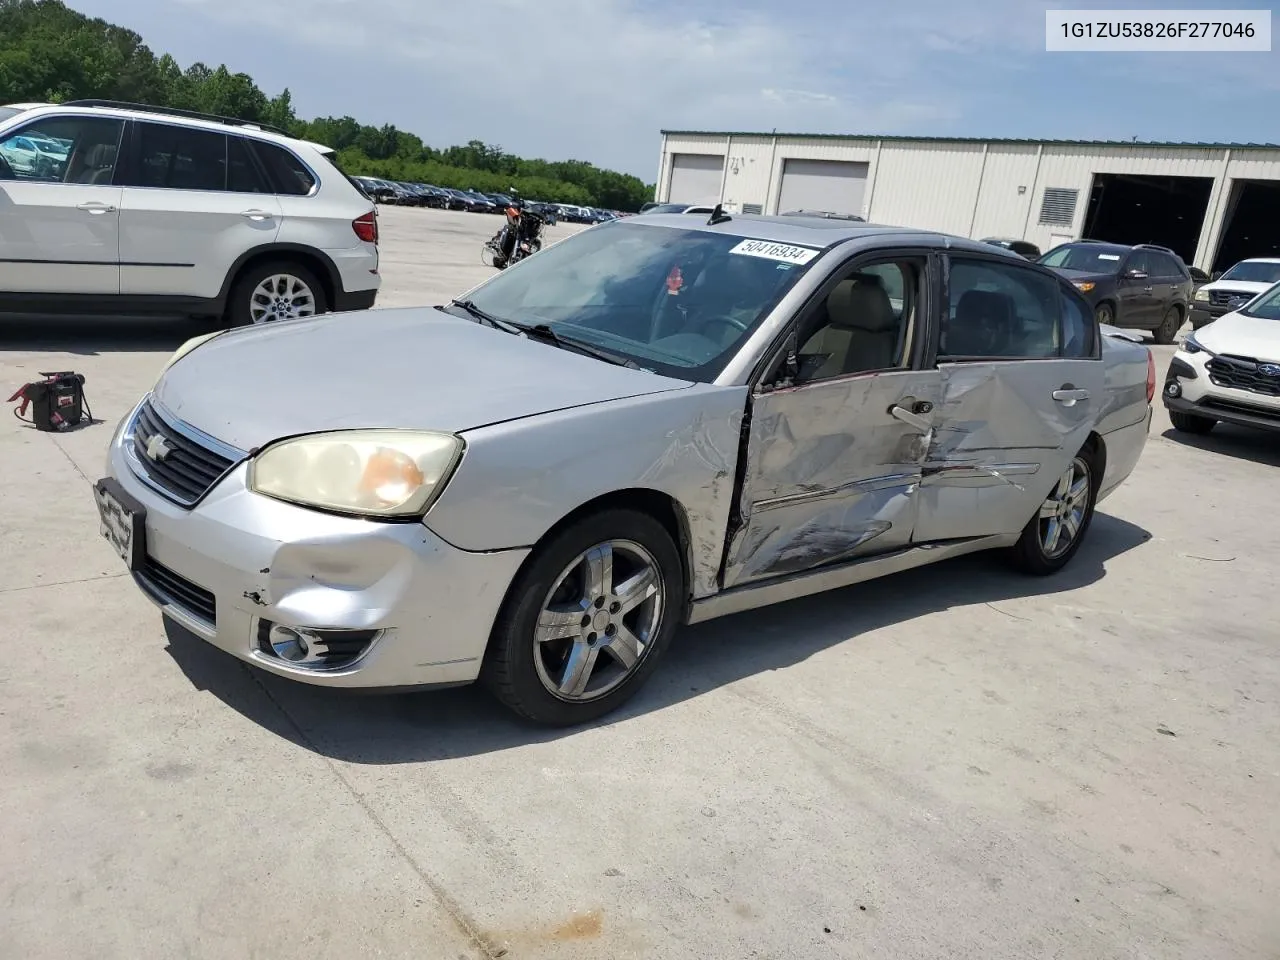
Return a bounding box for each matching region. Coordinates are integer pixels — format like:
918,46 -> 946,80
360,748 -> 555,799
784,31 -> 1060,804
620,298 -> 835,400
457,221 -> 820,380
1241,283 -> 1280,321
1039,244 -> 1127,272
1220,261 -> 1280,284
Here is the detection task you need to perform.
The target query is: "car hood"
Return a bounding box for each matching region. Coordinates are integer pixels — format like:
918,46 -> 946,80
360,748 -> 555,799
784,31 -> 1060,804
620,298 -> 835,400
154,307 -> 694,452
1202,280 -> 1273,297
1194,311 -> 1280,361
1049,267 -> 1114,284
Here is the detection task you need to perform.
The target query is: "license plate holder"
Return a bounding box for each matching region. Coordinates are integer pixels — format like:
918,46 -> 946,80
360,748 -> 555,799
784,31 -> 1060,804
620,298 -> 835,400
93,477 -> 146,572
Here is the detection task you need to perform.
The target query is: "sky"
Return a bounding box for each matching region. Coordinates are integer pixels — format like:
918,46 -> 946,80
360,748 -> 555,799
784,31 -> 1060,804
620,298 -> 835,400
70,0 -> 1280,181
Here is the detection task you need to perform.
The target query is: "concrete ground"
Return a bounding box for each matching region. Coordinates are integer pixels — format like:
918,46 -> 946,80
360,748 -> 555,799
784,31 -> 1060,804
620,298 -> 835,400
1,206 -> 1277,960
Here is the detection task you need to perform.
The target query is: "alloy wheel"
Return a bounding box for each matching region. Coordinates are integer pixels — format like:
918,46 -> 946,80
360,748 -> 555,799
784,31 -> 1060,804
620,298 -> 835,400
249,274 -> 317,324
533,539 -> 663,702
1038,456 -> 1091,559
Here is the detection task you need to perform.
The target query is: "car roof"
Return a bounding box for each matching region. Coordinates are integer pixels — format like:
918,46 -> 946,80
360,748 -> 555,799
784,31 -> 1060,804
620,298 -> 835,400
6,102 -> 331,154
625,212 -> 1025,257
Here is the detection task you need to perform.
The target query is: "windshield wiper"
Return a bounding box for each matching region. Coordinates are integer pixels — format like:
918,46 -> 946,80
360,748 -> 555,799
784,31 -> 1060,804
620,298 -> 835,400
448,298 -> 522,334
514,322 -> 640,368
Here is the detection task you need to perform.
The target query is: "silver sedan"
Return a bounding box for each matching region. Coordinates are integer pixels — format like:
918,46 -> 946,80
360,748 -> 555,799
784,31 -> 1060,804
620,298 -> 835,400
95,213 -> 1153,725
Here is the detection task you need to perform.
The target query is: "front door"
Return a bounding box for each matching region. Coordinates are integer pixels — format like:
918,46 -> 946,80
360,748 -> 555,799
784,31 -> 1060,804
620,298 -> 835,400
1117,249 -> 1156,327
722,252 -> 939,588
0,114 -> 126,295
913,254 -> 1107,543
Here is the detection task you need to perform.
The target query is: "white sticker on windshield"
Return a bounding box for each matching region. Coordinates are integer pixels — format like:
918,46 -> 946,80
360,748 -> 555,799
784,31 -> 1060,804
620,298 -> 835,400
729,239 -> 819,265
1097,254 -> 1121,260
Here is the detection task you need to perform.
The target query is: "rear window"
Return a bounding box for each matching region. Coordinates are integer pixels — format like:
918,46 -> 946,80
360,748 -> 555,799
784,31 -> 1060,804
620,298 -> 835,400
253,141 -> 316,196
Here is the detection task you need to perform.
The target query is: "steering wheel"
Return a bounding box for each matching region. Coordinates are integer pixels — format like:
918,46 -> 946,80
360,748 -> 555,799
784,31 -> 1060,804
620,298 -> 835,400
700,314 -> 751,343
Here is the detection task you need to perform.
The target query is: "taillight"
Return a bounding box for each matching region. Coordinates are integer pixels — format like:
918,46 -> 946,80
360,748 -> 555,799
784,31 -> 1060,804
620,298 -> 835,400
352,211 -> 378,244
1146,348 -> 1156,404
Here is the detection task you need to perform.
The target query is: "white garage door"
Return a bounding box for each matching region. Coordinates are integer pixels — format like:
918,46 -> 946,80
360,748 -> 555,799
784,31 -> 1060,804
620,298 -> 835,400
777,159 -> 869,217
668,153 -> 724,205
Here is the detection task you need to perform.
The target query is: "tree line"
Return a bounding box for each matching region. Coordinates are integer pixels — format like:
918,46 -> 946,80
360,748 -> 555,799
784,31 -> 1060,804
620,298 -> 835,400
0,0 -> 654,209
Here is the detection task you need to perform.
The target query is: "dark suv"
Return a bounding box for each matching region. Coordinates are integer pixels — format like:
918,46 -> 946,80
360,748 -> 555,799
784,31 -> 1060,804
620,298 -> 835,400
1038,241 -> 1194,343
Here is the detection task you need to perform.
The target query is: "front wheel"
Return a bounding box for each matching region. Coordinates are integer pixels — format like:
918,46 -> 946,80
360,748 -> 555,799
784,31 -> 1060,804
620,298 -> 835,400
1008,452 -> 1097,576
481,509 -> 683,726
1170,410 -> 1216,434
1094,302 -> 1114,327
1153,306 -> 1183,345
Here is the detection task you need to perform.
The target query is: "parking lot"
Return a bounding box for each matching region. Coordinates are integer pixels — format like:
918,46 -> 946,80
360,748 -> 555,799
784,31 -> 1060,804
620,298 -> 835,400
3,205 -> 1278,960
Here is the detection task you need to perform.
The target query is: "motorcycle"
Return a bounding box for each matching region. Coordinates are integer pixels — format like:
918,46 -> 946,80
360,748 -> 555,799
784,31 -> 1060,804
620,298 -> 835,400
482,202 -> 545,270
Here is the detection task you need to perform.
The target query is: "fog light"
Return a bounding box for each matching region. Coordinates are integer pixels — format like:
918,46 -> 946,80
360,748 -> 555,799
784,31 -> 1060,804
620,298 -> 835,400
268,624 -> 310,662
1165,382 -> 1181,398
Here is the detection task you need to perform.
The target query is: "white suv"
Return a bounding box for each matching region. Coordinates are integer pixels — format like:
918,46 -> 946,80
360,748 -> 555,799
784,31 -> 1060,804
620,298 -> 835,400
1188,258 -> 1280,331
0,100 -> 379,325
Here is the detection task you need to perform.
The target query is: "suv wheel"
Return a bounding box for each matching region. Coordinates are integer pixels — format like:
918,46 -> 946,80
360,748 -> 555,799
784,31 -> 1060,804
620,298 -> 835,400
227,261 -> 328,327
1094,302 -> 1114,326
1153,305 -> 1183,345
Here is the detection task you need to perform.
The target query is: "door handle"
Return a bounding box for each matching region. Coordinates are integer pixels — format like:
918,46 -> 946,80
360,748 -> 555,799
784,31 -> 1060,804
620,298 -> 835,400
76,201 -> 115,214
1052,388 -> 1090,405
889,402 -> 933,432
1143,286 -> 1153,293
241,209 -> 273,221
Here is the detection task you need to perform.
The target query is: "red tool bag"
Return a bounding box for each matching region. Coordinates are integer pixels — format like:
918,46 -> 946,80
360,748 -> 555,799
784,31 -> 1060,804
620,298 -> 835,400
8,371 -> 94,432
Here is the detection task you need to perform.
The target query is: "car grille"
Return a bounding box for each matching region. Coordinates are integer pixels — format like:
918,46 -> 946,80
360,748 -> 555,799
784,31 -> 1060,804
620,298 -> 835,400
137,556 -> 216,626
1209,289 -> 1255,307
1206,354 -> 1280,397
130,400 -> 238,505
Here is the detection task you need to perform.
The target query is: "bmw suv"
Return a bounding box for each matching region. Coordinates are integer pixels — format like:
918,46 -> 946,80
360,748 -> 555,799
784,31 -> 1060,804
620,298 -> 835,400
0,100 -> 379,326
1039,241 -> 1193,343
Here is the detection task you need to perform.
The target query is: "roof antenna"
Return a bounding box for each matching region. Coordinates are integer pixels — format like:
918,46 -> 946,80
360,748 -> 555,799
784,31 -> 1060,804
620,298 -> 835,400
707,203 -> 732,226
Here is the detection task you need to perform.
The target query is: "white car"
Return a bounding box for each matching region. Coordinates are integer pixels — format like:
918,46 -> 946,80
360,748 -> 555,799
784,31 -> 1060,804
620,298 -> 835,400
1189,257 -> 1280,330
1163,280 -> 1280,435
0,100 -> 380,325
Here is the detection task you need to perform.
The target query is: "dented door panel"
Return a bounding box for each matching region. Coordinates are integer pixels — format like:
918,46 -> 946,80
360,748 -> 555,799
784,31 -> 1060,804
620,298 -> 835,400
913,358 -> 1106,542
721,370 -> 941,588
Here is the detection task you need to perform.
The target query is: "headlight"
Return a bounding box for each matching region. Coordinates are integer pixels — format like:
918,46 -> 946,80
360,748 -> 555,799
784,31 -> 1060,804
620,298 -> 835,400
248,430 -> 463,518
1194,289 -> 1209,302
161,330 -> 226,374
1182,333 -> 1204,355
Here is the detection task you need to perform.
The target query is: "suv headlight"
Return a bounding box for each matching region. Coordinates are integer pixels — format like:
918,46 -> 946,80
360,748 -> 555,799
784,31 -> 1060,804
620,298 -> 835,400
1194,289 -> 1209,302
1182,333 -> 1205,355
248,430 -> 463,518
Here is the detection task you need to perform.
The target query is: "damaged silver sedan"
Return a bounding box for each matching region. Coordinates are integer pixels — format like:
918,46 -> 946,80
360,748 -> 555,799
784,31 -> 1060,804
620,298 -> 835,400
95,212 -> 1155,725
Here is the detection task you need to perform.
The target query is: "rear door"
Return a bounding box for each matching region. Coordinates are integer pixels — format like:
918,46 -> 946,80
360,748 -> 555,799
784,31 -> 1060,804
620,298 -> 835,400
1150,251 -> 1187,319
118,122 -> 281,298
912,255 -> 1105,543
721,249 -> 941,588
0,114 -> 125,295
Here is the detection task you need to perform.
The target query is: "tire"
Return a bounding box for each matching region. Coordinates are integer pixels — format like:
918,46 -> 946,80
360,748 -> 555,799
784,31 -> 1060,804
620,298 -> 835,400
1008,448 -> 1098,576
1094,302 -> 1114,326
226,260 -> 328,327
1153,305 -> 1183,345
481,509 -> 683,726
1170,410 -> 1216,434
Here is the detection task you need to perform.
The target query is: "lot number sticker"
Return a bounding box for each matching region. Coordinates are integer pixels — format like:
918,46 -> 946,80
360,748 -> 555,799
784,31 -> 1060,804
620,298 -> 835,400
729,239 -> 820,265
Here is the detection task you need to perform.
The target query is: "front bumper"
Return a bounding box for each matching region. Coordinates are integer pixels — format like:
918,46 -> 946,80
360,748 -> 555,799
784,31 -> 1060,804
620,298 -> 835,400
1189,303 -> 1234,327
102,405 -> 528,688
1162,348 -> 1280,433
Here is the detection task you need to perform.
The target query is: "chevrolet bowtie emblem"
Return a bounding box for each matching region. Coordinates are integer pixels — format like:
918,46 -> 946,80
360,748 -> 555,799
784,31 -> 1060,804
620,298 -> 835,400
144,433 -> 173,461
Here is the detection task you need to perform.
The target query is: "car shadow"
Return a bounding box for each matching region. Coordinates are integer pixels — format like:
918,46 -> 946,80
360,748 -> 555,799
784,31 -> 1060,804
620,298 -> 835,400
0,315 -> 220,355
163,511 -> 1152,763
1159,425 -> 1280,468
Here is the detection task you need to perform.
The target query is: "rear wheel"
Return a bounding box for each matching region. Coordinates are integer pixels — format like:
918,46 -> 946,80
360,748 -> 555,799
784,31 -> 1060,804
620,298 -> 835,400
1008,451 -> 1097,576
1170,410 -> 1216,434
1153,305 -> 1183,344
1094,302 -> 1114,326
481,509 -> 682,726
226,261 -> 328,327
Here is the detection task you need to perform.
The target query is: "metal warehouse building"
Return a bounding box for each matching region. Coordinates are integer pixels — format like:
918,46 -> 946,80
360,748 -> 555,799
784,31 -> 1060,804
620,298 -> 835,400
656,130 -> 1280,273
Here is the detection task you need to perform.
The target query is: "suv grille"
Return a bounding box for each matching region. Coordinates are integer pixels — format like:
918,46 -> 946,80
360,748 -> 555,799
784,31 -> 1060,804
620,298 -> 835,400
129,400 -> 238,505
1206,354 -> 1280,397
1209,289 -> 1255,307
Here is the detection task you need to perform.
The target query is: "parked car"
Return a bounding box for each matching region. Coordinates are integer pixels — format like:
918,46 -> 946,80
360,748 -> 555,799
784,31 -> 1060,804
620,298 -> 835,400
438,188 -> 469,211
639,201 -> 660,213
1189,258 -> 1280,330
352,176 -> 395,204
95,214 -> 1151,726
0,100 -> 379,324
464,190 -> 498,212
643,202 -> 714,216
981,237 -> 1042,260
1038,241 -> 1193,343
1163,279 -> 1280,435
1189,266 -> 1210,287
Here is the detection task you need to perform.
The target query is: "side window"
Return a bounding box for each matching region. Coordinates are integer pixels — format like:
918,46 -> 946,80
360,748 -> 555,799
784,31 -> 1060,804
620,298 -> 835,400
1125,250 -> 1155,277
1060,283 -> 1098,358
252,142 -> 316,196
227,137 -> 270,193
132,123 -> 227,191
1157,253 -> 1186,279
942,258 -> 1060,359
0,116 -> 124,184
790,259 -> 919,383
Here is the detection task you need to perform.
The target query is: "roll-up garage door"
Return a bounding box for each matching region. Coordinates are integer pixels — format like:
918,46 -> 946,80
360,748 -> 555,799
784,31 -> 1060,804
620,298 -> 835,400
777,159 -> 869,216
668,153 -> 724,205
